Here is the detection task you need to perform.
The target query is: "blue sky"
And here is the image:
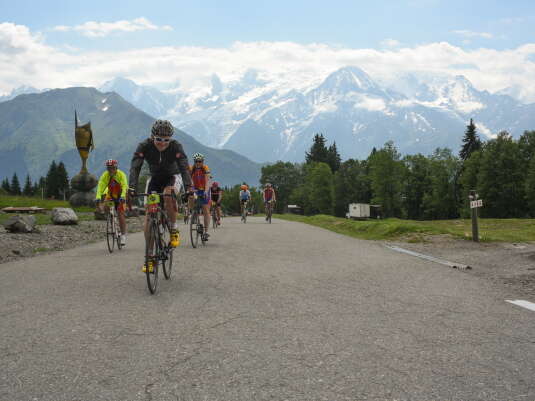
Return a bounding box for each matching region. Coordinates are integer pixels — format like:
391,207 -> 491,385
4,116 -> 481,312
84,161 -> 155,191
1,0 -> 535,101
2,0 -> 533,49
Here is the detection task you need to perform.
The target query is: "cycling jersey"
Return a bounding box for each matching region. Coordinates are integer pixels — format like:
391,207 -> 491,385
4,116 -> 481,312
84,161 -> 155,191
96,169 -> 128,200
263,188 -> 275,202
129,138 -> 192,191
239,190 -> 251,201
189,164 -> 210,190
211,187 -> 222,202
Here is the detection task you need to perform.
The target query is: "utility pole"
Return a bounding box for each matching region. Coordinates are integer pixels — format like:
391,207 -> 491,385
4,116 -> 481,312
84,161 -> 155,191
469,190 -> 480,242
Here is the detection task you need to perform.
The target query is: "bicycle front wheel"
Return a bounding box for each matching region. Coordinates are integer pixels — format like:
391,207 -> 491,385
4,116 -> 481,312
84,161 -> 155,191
106,212 -> 115,253
145,220 -> 160,294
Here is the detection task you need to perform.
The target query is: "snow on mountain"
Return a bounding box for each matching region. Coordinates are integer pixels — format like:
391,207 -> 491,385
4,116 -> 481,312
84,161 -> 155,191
98,68 -> 535,163
0,86 -> 43,102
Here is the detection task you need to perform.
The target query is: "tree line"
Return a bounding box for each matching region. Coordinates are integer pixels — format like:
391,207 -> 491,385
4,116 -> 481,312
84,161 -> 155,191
1,161 -> 70,199
260,122 -> 535,219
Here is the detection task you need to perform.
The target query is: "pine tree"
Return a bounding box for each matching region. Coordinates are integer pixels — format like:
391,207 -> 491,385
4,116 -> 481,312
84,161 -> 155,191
1,178 -> 10,194
327,142 -> 342,173
45,160 -> 58,198
22,174 -> 33,196
459,119 -> 482,161
56,162 -> 70,199
10,173 -> 21,195
305,134 -> 329,165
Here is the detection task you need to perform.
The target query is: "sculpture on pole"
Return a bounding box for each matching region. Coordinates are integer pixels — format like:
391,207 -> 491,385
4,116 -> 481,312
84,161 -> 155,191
69,111 -> 98,207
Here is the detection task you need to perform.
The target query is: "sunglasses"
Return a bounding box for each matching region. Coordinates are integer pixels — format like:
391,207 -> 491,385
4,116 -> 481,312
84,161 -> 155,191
154,137 -> 170,143
195,160 -> 203,163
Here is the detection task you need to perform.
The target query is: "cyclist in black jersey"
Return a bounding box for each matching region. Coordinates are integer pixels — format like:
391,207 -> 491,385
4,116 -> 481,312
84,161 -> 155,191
129,120 -> 193,261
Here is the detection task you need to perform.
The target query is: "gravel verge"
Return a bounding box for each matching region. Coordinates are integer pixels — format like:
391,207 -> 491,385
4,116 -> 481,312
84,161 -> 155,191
0,213 -> 145,264
387,235 -> 535,299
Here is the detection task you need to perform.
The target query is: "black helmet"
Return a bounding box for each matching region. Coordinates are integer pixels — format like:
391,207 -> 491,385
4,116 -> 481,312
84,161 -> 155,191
151,119 -> 174,137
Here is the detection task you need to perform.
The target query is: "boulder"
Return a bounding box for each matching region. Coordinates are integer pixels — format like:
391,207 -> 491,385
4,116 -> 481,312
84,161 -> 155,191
3,215 -> 37,233
51,208 -> 79,225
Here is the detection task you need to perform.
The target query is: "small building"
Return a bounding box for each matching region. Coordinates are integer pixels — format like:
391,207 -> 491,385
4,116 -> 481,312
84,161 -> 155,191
346,203 -> 370,219
287,205 -> 303,215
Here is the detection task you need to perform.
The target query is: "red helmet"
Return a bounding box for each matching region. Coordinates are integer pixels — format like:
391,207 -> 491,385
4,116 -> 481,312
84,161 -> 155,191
105,159 -> 118,167
211,181 -> 219,188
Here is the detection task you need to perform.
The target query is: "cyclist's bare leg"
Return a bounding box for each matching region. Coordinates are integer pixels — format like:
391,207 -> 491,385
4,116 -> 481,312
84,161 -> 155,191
202,204 -> 210,233
216,205 -> 222,221
118,210 -> 126,234
163,186 -> 177,228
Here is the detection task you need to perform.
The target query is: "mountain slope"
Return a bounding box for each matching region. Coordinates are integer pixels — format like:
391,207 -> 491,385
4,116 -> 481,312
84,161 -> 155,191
98,68 -> 535,162
0,88 -> 261,186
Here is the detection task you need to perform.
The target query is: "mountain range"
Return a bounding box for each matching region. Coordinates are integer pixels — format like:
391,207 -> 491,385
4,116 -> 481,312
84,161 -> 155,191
96,67 -> 535,162
0,88 -> 261,186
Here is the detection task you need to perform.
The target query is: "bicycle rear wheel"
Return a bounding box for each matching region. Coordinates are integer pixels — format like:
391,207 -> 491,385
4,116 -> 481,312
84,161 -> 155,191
161,222 -> 173,280
106,212 -> 115,253
145,220 -> 160,294
212,209 -> 218,230
190,212 -> 199,248
115,214 -> 123,250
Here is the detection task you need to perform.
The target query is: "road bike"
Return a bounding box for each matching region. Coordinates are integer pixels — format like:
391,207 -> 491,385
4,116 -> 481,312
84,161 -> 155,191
104,199 -> 123,253
265,200 -> 274,224
241,201 -> 248,223
134,192 -> 175,294
190,192 -> 207,248
211,203 -> 219,230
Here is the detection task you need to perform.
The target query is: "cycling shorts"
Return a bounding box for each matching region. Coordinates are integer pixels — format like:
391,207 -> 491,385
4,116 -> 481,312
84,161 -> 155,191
195,189 -> 210,206
104,195 -> 126,213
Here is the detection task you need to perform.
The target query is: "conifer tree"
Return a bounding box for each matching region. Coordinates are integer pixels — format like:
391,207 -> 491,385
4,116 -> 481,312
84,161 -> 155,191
1,178 -> 10,194
327,142 -> 342,173
56,162 -> 70,199
10,173 -> 21,195
305,134 -> 329,165
22,174 -> 33,196
459,119 -> 482,161
45,160 -> 58,198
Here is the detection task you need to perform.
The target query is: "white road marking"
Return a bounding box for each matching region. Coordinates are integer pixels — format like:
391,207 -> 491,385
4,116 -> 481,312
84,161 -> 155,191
506,300 -> 535,312
385,245 -> 471,270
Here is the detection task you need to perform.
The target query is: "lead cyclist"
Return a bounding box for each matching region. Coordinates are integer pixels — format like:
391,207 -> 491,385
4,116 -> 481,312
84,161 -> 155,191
128,120 -> 193,272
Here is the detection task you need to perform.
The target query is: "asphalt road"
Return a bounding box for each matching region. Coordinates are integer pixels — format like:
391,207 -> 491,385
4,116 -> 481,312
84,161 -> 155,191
1,217 -> 534,401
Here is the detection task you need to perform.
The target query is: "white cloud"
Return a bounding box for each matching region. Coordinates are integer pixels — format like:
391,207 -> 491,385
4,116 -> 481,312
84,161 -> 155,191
380,38 -> 401,48
52,17 -> 172,38
453,30 -> 493,39
4,23 -> 535,103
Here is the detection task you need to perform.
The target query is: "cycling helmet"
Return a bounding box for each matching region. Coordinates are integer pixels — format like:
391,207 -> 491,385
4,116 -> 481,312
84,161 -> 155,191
151,119 -> 174,137
193,153 -> 204,162
240,184 -> 247,190
212,181 -> 219,188
265,183 -> 272,188
105,159 -> 118,167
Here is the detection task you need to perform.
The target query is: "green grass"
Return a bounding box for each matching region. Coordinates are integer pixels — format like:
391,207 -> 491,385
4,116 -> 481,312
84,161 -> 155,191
0,195 -> 94,212
0,195 -> 96,225
274,214 -> 535,242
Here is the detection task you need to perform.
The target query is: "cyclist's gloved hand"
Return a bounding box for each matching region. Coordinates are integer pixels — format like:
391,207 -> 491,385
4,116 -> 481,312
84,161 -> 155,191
119,197 -> 126,203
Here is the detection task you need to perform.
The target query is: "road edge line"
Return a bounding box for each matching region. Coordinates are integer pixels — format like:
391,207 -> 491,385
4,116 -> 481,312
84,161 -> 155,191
385,245 -> 471,270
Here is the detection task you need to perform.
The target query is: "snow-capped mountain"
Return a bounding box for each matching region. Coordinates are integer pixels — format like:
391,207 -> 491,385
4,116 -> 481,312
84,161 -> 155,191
0,86 -> 44,102
100,67 -> 535,162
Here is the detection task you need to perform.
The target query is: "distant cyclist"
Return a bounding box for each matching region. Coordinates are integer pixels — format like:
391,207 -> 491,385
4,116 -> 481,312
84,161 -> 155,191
96,159 -> 128,246
210,181 -> 223,226
263,183 -> 276,220
239,184 -> 251,216
129,120 -> 193,272
188,153 -> 211,241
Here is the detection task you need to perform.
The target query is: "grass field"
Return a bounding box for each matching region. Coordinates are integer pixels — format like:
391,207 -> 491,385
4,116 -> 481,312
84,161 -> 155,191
274,214 -> 535,242
0,195 -> 95,225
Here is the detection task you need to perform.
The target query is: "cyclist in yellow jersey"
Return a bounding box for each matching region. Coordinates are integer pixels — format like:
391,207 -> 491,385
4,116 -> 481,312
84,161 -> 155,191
96,159 -> 128,246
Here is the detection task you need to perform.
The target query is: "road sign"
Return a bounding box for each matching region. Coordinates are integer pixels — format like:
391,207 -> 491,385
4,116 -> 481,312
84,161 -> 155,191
470,200 -> 483,208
